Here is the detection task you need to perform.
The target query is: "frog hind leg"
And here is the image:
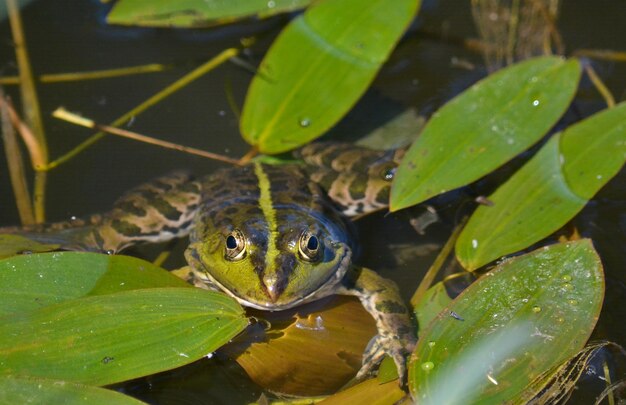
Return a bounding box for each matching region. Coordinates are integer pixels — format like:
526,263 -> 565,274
297,142 -> 405,217
2,171 -> 201,253
337,267 -> 416,384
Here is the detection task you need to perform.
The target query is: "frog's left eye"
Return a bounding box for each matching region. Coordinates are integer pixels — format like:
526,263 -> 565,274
225,229 -> 246,261
298,231 -> 321,262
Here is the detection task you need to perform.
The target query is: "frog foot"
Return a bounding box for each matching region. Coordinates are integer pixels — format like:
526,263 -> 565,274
357,333 -> 415,385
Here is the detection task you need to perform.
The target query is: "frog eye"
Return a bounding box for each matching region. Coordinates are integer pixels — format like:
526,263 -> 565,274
379,164 -> 397,181
225,229 -> 246,261
298,231 -> 321,262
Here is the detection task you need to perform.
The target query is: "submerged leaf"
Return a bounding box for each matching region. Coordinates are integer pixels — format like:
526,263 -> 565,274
241,0 -> 421,153
224,296 -> 376,396
456,102 -> 626,270
0,376 -> 146,405
108,0 -> 311,27
409,240 -> 604,404
319,378 -> 406,405
0,251 -> 190,316
0,288 -> 247,385
391,56 -> 581,211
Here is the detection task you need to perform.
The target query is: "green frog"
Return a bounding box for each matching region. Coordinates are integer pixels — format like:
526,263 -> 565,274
7,142 -> 416,382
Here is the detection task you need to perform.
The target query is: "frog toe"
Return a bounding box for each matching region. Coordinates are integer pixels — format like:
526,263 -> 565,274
357,334 -> 413,384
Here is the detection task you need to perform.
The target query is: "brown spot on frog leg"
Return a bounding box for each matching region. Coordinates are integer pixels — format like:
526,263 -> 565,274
337,267 -> 416,385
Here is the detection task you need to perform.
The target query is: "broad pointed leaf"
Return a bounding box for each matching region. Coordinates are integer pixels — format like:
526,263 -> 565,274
0,288 -> 247,385
409,240 -> 604,404
456,102 -> 626,270
241,0 -> 421,153
391,56 -> 581,211
0,251 -> 190,316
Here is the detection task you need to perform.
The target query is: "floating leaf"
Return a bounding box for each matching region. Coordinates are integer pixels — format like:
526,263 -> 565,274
0,251 -> 190,316
391,56 -> 581,211
0,234 -> 59,259
0,288 -> 247,385
318,378 -> 406,405
107,0 -> 311,27
409,240 -> 604,404
0,376 -> 146,405
456,102 -> 626,270
223,296 -> 376,396
241,0 -> 421,154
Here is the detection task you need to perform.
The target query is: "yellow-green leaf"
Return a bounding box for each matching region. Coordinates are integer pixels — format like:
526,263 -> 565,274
391,56 -> 581,211
0,288 -> 247,386
107,0 -> 311,27
241,0 -> 421,154
0,252 -> 190,316
409,240 -> 604,404
456,102 -> 626,270
319,378 -> 406,405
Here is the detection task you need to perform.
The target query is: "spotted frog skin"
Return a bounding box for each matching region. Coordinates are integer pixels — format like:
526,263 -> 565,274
7,142 -> 415,382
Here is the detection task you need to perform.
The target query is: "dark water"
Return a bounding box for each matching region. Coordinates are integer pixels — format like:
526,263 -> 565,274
1,0 -> 625,403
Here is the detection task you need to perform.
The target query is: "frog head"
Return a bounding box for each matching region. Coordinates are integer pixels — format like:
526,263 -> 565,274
185,205 -> 353,310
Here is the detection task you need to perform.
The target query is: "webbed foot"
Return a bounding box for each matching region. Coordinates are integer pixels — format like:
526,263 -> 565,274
357,332 -> 416,385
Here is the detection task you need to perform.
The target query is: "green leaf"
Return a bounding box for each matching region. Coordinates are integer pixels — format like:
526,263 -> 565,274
241,0 -> 421,154
107,0 -> 311,27
456,102 -> 626,270
391,56 -> 581,211
0,288 -> 248,385
413,281 -> 452,335
409,240 -> 604,404
0,234 -> 59,259
0,376 -> 146,405
0,251 -> 190,316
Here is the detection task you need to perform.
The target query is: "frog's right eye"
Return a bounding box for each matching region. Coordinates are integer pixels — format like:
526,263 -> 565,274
225,229 -> 246,261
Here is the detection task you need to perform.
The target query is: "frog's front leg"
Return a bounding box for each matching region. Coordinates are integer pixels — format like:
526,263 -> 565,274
337,267 -> 416,383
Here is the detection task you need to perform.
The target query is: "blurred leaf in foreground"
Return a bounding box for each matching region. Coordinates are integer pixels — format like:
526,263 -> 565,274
409,239 -> 604,404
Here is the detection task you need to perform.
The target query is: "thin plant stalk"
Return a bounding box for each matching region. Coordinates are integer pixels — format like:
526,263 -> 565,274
7,0 -> 49,223
47,48 -> 240,170
583,62 -> 616,108
0,91 -> 34,225
411,218 -> 466,308
53,108 -> 242,166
